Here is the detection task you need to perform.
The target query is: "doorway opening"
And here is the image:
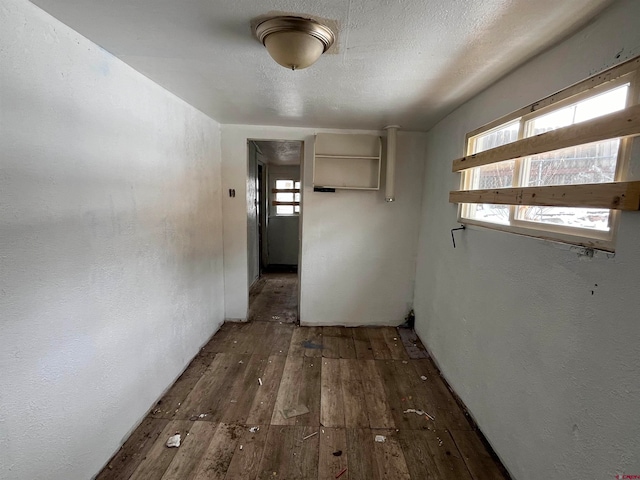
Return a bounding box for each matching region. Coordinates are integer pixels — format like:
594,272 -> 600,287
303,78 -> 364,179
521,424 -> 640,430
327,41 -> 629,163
246,140 -> 303,324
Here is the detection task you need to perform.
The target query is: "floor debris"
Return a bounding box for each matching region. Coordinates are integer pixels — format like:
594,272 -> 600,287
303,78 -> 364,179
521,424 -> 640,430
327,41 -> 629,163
301,340 -> 323,349
420,375 -> 427,381
404,408 -> 435,420
374,435 -> 386,443
258,377 -> 263,386
335,467 -> 348,478
302,431 -> 318,440
249,426 -> 260,433
166,434 -> 181,448
281,404 -> 310,419
332,450 -> 343,457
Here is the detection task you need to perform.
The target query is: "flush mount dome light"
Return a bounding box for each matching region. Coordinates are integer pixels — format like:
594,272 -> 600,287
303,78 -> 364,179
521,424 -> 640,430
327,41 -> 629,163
255,16 -> 335,70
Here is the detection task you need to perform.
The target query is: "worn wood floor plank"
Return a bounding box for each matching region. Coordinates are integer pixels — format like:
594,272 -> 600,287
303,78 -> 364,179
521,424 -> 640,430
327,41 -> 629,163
218,323 -> 253,354
341,359 -> 369,428
321,358 -> 345,427
397,327 -> 429,359
303,327 -> 325,358
367,329 -> 394,360
351,328 -> 374,360
272,356 -> 323,426
411,359 -> 473,431
360,360 -> 395,429
175,353 -> 248,421
96,417 -> 170,480
345,429 -> 377,480
198,324 -> 233,355
222,355 -> 270,424
271,356 -> 304,425
380,327 -> 410,360
322,336 -> 357,359
257,426 -> 319,480
150,354 -> 213,419
375,360 -> 435,430
289,326 -> 324,358
288,327 -> 308,357
373,430 -> 411,480
224,424 -> 269,480
318,427 -> 348,480
160,421 -> 218,480
396,429 -> 442,480
337,336 -> 357,359
449,429 -> 509,480
247,355 -> 287,425
129,420 -> 193,480
297,358 -> 322,426
95,324 -> 509,480
321,336 -> 342,359
422,429 -> 472,479
192,424 -> 245,480
269,323 -> 295,356
323,326 -> 350,338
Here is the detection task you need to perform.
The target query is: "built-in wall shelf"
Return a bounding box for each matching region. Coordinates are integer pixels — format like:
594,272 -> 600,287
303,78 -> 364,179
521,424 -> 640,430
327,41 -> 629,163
313,133 -> 382,190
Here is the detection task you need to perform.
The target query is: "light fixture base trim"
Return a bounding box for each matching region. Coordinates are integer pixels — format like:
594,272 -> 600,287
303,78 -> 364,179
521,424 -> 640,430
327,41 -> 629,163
256,16 -> 335,53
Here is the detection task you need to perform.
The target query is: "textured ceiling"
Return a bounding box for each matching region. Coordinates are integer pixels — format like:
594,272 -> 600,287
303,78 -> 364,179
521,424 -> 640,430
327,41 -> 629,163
30,0 -> 615,131
254,141 -> 302,165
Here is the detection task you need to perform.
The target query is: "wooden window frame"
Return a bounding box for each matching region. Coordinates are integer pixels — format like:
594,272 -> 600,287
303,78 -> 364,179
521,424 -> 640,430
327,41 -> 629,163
454,57 -> 640,252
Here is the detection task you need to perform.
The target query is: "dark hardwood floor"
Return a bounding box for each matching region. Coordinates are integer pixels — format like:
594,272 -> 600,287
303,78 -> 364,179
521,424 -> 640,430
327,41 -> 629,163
248,272 -> 298,323
96,321 -> 509,479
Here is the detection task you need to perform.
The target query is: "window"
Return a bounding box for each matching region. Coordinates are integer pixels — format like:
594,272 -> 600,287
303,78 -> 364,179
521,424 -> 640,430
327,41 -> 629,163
459,70 -> 637,250
273,179 -> 301,215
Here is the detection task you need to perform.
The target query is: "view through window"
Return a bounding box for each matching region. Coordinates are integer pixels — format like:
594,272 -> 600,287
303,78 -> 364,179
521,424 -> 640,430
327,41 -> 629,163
461,80 -> 631,243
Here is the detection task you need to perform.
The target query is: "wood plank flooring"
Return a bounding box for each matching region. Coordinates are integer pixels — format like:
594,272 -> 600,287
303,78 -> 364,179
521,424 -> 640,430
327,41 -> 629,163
247,272 -> 298,323
97,323 -> 509,479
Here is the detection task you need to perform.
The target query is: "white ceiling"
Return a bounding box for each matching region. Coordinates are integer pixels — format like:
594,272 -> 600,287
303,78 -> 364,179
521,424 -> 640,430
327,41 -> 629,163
31,0 -> 615,131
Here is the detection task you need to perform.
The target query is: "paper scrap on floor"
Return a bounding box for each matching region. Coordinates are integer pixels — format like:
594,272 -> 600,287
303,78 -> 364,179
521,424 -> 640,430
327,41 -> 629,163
281,404 -> 310,419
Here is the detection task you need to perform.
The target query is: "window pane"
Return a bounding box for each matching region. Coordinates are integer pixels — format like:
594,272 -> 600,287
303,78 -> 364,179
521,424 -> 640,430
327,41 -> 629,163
526,84 -> 628,135
294,193 -> 300,202
276,192 -> 294,202
464,120 -> 520,225
276,179 -> 294,189
277,205 -> 294,215
294,205 -> 300,213
472,119 -> 520,153
516,84 -> 627,232
464,160 -> 515,225
522,139 -> 620,189
516,206 -> 610,231
294,181 -> 300,189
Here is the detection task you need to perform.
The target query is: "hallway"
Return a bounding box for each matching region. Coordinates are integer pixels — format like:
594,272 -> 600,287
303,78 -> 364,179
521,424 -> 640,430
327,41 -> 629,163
97,323 -> 509,479
247,272 -> 298,323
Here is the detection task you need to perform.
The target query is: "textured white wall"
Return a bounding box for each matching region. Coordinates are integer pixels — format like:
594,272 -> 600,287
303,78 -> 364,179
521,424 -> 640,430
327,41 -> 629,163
414,1 -> 640,478
221,126 -> 426,325
0,1 -> 225,479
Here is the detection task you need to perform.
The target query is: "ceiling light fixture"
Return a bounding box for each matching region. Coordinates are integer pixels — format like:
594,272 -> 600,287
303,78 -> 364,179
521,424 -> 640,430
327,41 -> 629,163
255,16 -> 335,71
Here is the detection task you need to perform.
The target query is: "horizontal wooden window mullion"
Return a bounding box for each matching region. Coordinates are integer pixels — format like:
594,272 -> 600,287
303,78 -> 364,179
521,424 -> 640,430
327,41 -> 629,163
450,181 -> 640,211
452,104 -> 640,172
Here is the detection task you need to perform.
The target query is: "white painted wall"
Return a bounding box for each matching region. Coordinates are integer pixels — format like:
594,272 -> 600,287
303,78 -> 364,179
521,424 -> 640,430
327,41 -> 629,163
0,1 -> 225,479
413,1 -> 640,478
221,125 -> 426,325
268,165 -> 300,266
